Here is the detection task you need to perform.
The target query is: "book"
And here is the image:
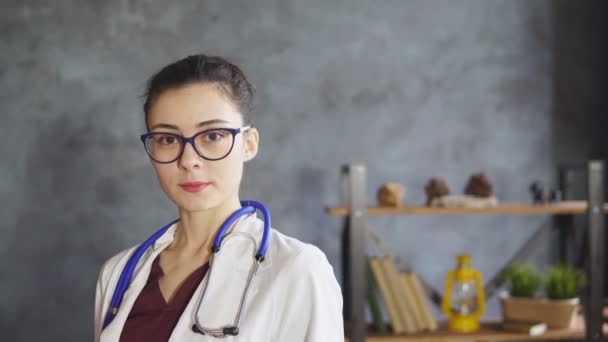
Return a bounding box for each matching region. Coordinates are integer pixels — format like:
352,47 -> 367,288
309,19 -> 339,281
502,320 -> 547,336
399,273 -> 426,331
369,257 -> 405,334
367,262 -> 388,333
381,257 -> 416,333
408,272 -> 438,331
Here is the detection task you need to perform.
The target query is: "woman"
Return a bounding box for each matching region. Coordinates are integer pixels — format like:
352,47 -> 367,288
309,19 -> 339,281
94,55 -> 344,341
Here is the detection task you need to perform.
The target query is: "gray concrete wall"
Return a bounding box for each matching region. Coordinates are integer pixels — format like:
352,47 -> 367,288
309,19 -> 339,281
1,0 -> 564,340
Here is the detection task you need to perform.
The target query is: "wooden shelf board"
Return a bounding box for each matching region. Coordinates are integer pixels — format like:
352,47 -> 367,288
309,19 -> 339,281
327,200 -> 608,217
345,321 -> 585,342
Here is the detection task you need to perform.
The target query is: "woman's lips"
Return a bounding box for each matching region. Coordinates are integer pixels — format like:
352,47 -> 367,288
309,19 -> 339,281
179,182 -> 210,193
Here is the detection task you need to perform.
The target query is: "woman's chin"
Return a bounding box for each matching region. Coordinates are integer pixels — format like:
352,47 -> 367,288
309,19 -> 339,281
176,200 -> 215,213
170,194 -> 216,213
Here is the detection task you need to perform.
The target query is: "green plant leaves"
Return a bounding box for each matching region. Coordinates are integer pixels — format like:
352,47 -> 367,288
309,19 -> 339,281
502,262 -> 543,298
544,265 -> 587,300
501,262 -> 586,299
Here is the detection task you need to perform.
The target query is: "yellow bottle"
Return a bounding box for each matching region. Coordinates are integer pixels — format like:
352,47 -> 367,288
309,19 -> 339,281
441,254 -> 485,332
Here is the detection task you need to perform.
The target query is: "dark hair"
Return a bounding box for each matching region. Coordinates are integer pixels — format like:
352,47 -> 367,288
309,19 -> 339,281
142,54 -> 255,130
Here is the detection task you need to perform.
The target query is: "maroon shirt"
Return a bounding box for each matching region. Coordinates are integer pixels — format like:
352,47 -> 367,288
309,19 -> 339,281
119,256 -> 209,342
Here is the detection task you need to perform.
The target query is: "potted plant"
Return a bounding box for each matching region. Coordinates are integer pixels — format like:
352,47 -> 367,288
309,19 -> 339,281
545,265 -> 586,300
499,263 -> 545,324
501,262 -> 544,298
499,263 -> 586,329
540,265 -> 586,328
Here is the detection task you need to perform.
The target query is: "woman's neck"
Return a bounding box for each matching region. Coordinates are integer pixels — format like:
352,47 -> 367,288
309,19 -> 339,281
171,196 -> 242,257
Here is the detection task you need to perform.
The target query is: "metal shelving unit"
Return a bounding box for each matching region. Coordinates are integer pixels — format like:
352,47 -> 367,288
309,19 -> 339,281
329,161 -> 606,342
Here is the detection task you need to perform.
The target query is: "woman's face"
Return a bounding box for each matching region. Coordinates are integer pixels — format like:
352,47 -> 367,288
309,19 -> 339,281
146,82 -> 259,212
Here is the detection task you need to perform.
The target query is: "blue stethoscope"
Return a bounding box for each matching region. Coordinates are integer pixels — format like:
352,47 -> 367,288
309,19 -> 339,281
102,200 -> 271,338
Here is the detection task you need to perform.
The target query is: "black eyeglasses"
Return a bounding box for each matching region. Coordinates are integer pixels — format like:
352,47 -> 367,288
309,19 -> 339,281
140,126 -> 251,163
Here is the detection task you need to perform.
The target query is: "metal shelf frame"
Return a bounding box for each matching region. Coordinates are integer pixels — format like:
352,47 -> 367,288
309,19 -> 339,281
338,161 -> 605,342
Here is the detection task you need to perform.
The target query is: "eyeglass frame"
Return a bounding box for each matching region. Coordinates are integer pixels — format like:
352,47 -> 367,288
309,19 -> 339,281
140,125 -> 251,164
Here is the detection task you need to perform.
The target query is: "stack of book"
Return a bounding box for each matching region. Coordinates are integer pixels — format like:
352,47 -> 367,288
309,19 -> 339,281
367,256 -> 438,334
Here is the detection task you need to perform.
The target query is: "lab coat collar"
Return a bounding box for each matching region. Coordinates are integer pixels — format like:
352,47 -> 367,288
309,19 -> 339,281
151,223 -> 177,251
150,213 -> 265,259
149,213 -> 272,269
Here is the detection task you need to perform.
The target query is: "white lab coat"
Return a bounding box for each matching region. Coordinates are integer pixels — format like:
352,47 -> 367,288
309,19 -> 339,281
94,214 -> 344,341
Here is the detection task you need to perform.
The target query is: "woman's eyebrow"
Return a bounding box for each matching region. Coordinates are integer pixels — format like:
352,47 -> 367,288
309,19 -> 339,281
197,119 -> 230,127
149,123 -> 179,130
149,119 -> 231,131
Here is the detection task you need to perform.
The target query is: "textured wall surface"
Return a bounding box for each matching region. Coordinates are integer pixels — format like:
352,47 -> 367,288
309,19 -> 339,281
1,0 -> 560,340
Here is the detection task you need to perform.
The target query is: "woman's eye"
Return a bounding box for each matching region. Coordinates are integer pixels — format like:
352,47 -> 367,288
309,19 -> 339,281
158,136 -> 177,144
205,131 -> 225,142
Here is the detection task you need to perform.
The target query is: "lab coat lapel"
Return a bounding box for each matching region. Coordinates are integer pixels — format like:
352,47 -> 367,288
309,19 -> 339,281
100,239 -> 173,342
168,262 -> 263,341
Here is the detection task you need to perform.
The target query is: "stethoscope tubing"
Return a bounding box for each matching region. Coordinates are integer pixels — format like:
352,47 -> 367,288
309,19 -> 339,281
102,201 -> 270,331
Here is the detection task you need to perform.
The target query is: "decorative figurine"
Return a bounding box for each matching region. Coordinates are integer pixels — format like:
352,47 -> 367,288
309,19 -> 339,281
377,183 -> 405,207
426,174 -> 498,208
529,181 -> 545,204
464,172 -> 493,198
548,189 -> 562,203
529,181 -> 562,204
425,178 -> 450,206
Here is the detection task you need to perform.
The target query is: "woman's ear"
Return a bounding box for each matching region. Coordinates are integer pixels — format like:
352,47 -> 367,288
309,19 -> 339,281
243,127 -> 259,162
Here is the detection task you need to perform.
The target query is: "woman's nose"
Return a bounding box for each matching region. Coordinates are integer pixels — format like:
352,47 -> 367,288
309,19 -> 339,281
179,141 -> 203,169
